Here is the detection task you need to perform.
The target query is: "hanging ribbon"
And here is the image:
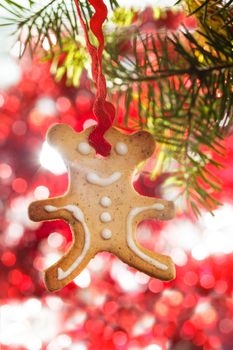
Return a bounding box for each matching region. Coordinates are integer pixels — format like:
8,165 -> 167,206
74,0 -> 115,156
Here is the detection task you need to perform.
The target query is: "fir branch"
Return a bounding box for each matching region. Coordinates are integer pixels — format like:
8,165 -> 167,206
1,1 -> 233,215
104,24 -> 233,213
181,0 -> 233,22
0,0 -> 119,57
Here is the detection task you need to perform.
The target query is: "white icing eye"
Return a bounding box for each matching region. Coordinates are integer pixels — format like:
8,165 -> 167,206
115,142 -> 128,155
77,142 -> 91,155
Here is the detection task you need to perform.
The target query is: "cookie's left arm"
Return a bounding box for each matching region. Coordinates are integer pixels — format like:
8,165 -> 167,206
132,196 -> 175,222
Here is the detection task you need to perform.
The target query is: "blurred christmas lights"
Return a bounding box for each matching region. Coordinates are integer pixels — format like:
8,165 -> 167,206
0,42 -> 233,350
40,142 -> 67,175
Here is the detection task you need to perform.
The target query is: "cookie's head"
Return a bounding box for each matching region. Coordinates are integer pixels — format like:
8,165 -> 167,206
47,124 -> 155,171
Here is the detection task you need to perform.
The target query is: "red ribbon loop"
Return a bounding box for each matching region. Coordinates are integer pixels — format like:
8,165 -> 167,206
74,0 -> 115,156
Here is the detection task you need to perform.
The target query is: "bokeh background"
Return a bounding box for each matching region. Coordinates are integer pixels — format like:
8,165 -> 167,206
0,1 -> 233,350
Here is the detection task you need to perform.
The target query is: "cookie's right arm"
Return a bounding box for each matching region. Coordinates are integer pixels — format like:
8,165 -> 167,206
28,198 -> 65,222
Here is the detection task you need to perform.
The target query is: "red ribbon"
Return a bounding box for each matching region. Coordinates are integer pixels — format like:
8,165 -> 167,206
74,0 -> 115,156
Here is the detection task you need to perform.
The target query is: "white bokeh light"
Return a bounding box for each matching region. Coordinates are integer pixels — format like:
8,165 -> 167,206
74,269 -> 91,288
118,0 -> 175,6
144,344 -> 162,350
170,247 -> 188,266
0,300 -> 60,349
162,203 -> 233,261
65,311 -> 87,331
56,334 -> 72,348
70,343 -> 87,350
40,141 -> 67,175
45,296 -> 64,311
43,252 -> 62,269
133,315 -> 154,336
0,55 -> 21,89
6,222 -> 24,246
34,185 -> 50,200
6,195 -> 40,229
48,232 -> 64,248
110,260 -> 145,293
36,97 -> 57,116
88,254 -> 106,272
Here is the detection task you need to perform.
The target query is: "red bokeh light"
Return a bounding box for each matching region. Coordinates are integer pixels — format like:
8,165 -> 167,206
0,7 -> 232,350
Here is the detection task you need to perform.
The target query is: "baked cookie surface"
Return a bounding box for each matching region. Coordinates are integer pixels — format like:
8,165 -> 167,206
29,124 -> 176,291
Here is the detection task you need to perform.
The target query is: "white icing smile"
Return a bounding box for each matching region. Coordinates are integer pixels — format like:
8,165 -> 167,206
86,171 -> 122,187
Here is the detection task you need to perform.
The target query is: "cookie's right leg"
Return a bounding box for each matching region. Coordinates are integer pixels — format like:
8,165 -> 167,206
44,223 -> 94,291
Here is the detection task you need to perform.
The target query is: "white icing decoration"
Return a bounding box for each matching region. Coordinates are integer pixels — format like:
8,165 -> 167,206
86,171 -> 122,187
127,203 -> 168,271
115,142 -> 128,155
100,212 -> 112,223
77,142 -> 91,155
151,203 -> 165,210
100,196 -> 112,207
101,229 -> 112,240
44,204 -> 90,280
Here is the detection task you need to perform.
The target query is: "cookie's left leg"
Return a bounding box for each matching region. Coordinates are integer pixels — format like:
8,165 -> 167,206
117,197 -> 176,281
117,241 -> 175,281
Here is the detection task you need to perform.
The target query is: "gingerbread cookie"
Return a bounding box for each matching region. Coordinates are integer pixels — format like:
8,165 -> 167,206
29,124 -> 176,291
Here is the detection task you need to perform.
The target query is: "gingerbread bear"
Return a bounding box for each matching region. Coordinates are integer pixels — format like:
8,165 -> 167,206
29,124 -> 176,291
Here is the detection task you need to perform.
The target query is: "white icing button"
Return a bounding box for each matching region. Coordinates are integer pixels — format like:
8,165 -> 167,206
115,142 -> 128,155
101,229 -> 112,240
100,196 -> 112,207
77,142 -> 91,155
100,212 -> 112,223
